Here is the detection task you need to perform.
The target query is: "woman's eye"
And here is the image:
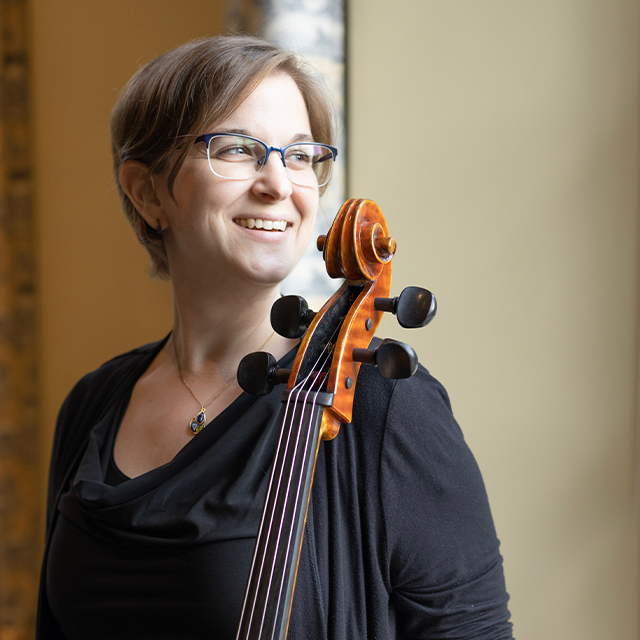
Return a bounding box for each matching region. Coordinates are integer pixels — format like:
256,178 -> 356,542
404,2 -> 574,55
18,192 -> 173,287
222,145 -> 249,156
213,145 -> 256,161
286,149 -> 313,164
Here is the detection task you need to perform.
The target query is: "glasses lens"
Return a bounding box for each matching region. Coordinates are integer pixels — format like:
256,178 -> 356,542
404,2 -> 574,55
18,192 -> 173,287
206,135 -> 266,180
284,143 -> 335,187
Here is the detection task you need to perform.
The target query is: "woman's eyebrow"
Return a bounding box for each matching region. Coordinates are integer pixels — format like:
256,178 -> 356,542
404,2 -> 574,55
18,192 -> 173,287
290,133 -> 314,143
211,129 -> 315,144
215,127 -> 251,136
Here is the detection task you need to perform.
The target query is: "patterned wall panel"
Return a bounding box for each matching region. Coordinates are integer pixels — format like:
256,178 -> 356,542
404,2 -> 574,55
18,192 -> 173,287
226,0 -> 346,305
0,1 -> 40,639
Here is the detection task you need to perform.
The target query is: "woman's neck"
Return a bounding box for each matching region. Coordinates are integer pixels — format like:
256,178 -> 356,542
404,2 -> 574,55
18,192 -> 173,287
168,275 -> 295,381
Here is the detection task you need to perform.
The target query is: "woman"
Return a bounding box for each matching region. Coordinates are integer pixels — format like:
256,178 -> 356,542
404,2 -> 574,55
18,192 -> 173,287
38,36 -> 513,639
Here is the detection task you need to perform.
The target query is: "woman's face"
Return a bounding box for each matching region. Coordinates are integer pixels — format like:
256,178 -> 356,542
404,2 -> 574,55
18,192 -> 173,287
157,72 -> 320,289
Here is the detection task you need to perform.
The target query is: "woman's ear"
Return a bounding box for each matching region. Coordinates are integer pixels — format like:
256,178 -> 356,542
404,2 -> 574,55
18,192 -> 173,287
119,161 -> 165,229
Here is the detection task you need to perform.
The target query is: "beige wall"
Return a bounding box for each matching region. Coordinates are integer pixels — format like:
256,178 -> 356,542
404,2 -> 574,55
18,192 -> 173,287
32,0 -> 224,476
32,1 -> 639,639
349,1 -> 639,639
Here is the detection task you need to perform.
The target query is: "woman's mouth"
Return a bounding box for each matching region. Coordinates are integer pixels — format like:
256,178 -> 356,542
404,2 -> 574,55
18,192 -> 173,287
234,218 -> 288,232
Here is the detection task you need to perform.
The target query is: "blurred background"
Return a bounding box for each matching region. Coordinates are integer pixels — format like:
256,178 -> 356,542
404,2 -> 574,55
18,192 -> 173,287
0,0 -> 638,638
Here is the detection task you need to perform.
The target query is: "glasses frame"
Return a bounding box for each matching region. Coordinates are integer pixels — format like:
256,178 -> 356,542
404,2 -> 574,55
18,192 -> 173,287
194,132 -> 338,188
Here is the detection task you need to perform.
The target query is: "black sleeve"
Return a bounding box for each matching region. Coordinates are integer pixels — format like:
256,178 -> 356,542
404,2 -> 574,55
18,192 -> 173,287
44,341 -> 163,531
380,368 -> 514,639
39,341 -> 164,639
45,374 -> 93,530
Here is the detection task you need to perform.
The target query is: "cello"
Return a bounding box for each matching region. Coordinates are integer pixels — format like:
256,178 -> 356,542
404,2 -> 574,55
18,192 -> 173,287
235,198 -> 436,640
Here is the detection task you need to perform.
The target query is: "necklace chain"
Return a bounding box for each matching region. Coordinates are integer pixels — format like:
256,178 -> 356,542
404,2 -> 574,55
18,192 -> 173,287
173,329 -> 275,434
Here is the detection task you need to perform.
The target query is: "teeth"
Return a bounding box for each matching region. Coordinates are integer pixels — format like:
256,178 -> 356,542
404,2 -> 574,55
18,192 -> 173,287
235,218 -> 287,232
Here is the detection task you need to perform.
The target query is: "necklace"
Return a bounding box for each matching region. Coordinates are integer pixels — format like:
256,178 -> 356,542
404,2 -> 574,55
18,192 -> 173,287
173,330 -> 275,434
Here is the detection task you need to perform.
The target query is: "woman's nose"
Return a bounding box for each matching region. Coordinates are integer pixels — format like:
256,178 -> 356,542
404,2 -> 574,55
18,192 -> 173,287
251,151 -> 293,200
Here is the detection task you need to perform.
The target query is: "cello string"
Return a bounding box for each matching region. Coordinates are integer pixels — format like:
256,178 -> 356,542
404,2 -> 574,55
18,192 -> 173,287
257,287 -> 374,634
238,335 -> 336,637
269,373 -> 327,640
254,332 -> 336,635
235,379 -> 304,638
260,370 -> 327,640
255,364 -> 330,637
253,379 -> 307,637
247,308 -> 349,635
241,308 -> 345,636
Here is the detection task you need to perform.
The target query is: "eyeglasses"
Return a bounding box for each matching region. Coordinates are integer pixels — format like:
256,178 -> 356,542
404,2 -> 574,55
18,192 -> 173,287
194,133 -> 338,188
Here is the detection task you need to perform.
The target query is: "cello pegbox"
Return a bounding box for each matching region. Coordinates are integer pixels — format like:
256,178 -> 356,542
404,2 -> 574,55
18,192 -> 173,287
291,199 -> 396,430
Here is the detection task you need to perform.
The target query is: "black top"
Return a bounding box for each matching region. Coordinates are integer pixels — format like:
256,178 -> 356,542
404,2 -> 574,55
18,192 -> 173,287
46,339 -> 291,639
38,337 -> 514,639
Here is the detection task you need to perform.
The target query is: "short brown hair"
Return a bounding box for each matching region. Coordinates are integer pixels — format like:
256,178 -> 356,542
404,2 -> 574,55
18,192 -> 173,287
111,35 -> 335,278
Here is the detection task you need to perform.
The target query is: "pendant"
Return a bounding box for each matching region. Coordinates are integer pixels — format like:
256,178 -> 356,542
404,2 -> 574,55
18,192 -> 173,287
190,407 -> 206,434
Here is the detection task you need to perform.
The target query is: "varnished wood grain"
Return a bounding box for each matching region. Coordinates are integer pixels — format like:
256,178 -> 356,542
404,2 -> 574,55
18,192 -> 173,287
291,198 -> 395,433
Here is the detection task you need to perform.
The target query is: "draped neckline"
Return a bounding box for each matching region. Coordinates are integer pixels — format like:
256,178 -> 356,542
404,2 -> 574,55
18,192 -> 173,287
57,339 -> 298,546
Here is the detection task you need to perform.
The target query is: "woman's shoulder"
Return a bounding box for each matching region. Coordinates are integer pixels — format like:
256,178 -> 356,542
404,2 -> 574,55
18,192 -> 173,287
350,347 -> 477,495
345,346 -> 468,505
350,345 -> 511,635
47,338 -> 168,519
66,338 -> 167,399
350,341 -> 455,439
55,337 -> 167,443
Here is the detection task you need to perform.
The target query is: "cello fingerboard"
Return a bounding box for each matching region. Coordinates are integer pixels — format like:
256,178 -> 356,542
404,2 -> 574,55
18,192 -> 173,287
236,391 -> 333,640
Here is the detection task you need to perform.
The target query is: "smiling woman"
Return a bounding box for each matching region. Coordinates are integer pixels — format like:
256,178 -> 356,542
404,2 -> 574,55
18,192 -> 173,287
120,73 -> 322,296
110,37 -> 334,281
37,35 -> 513,640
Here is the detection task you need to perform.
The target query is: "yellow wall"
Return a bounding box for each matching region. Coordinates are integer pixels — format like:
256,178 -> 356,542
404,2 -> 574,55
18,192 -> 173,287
349,1 -> 639,639
31,1 -> 639,639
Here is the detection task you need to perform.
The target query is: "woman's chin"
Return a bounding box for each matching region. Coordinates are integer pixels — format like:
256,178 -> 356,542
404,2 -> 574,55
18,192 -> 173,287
232,259 -> 296,290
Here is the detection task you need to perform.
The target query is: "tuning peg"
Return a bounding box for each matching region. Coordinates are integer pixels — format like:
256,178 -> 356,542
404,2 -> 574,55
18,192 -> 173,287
270,295 -> 316,339
352,338 -> 418,379
374,286 -> 437,329
237,352 -> 291,396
